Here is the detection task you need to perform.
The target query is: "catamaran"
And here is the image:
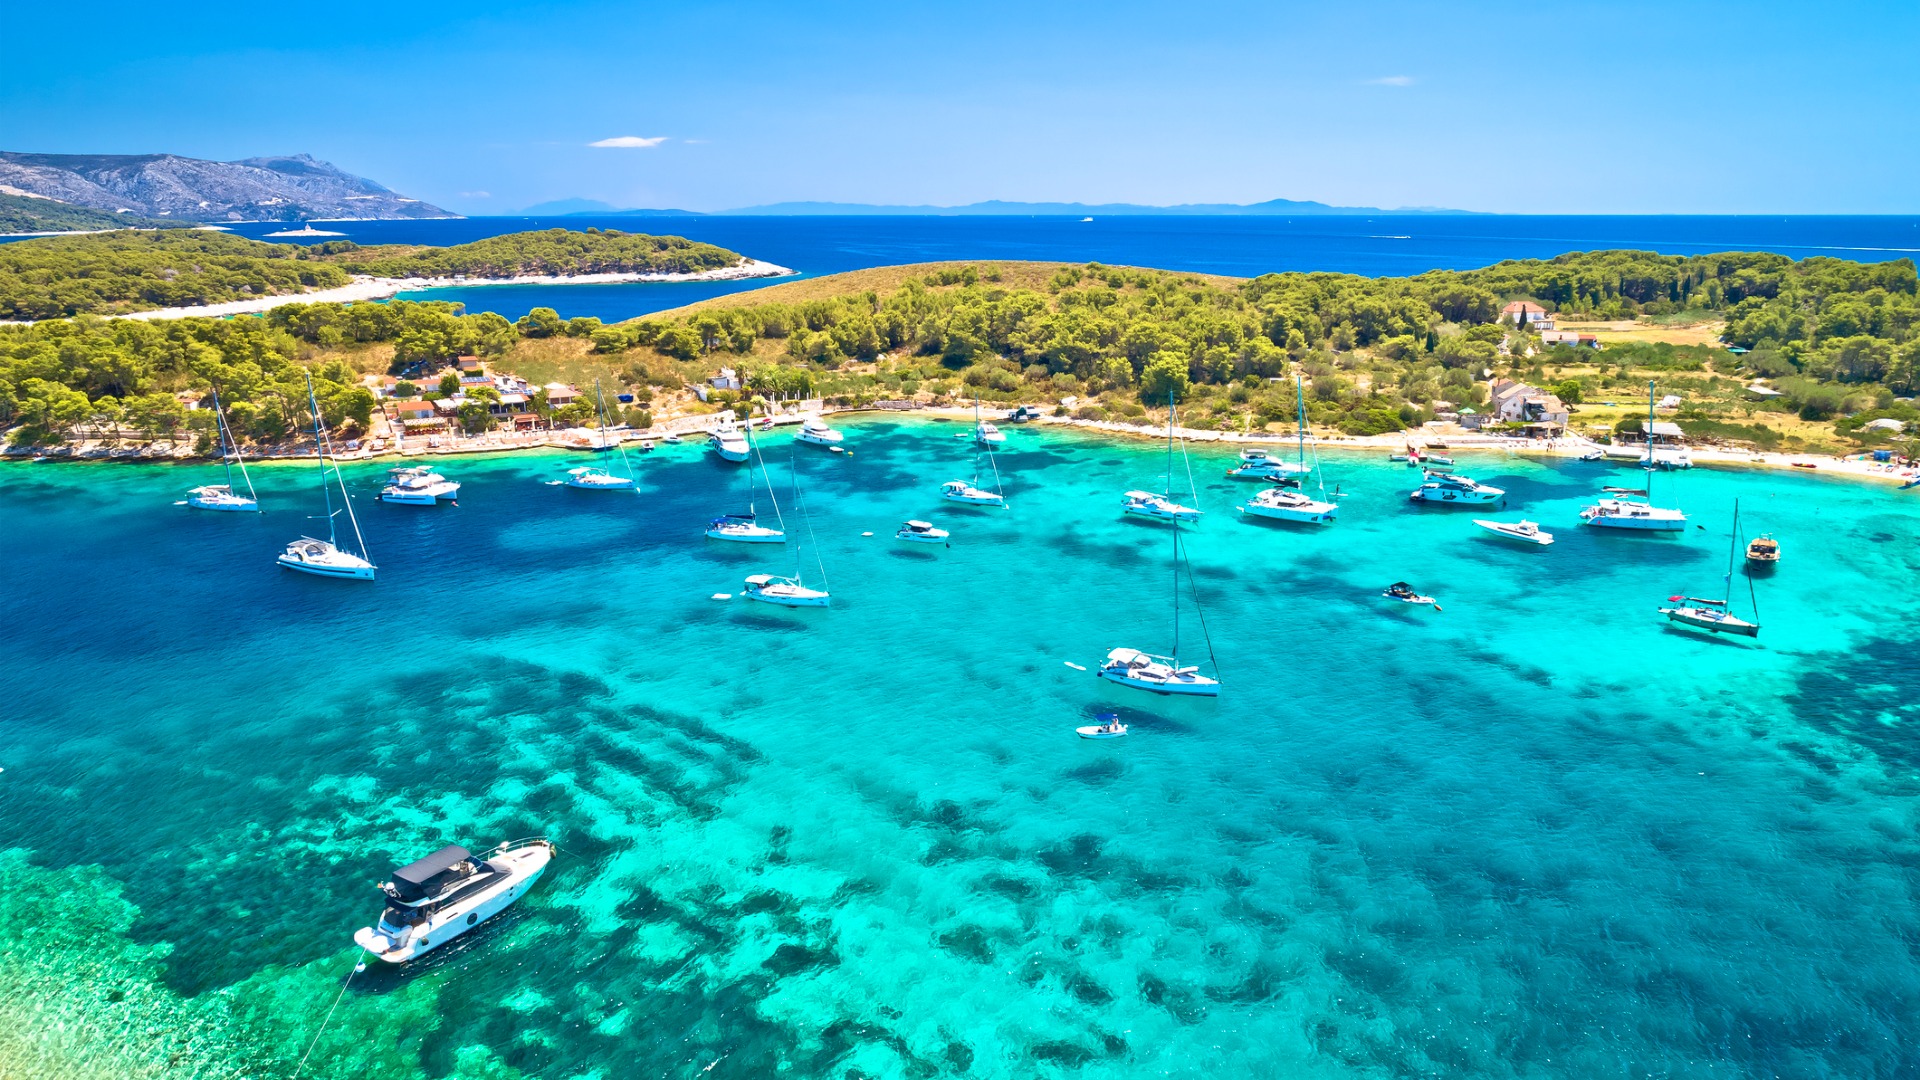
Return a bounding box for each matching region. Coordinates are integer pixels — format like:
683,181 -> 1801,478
562,381 -> 638,490
707,418 -> 786,542
1583,382 -> 1688,531
378,465 -> 460,505
1098,492 -> 1221,697
1660,500 -> 1761,637
186,388 -> 259,511
1124,395 -> 1202,522
278,373 -> 376,581
709,412 -> 751,462
353,838 -> 555,963
743,450 -> 830,607
1239,376 -> 1337,524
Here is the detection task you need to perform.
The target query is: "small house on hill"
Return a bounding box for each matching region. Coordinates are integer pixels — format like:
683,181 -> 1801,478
1469,379 -> 1570,432
1500,301 -> 1553,330
544,383 -> 581,408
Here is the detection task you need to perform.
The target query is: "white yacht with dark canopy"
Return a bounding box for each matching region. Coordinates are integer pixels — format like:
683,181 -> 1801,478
186,387 -> 259,511
278,373 -> 376,581
353,838 -> 556,963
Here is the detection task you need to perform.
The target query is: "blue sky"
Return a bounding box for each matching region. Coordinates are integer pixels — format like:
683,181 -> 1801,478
4,0 -> 1916,214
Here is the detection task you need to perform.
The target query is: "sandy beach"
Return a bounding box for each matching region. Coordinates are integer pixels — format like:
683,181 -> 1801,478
96,259 -> 796,323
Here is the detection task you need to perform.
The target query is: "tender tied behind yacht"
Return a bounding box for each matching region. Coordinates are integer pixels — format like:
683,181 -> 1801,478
1096,648 -> 1220,697
1580,497 -> 1686,530
941,479 -> 1005,507
796,415 -> 844,446
1473,518 -> 1554,545
1409,470 -> 1505,505
742,573 -> 830,607
564,466 -> 634,490
709,415 -> 750,462
706,513 -> 785,543
354,839 -> 554,963
379,466 -> 460,504
187,484 -> 258,512
896,519 -> 949,543
1122,490 -> 1202,522
1238,486 -> 1336,524
279,537 -> 376,580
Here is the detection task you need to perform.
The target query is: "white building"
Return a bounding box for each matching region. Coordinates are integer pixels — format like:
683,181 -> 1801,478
1499,301 -> 1554,331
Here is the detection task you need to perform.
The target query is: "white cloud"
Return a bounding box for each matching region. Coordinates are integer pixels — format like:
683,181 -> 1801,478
1366,75 -> 1415,87
459,190 -> 491,198
589,135 -> 669,148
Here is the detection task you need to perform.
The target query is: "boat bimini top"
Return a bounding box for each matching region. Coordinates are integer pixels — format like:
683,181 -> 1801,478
388,844 -> 483,905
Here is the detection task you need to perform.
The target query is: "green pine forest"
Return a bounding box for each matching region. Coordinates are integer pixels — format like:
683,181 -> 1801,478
0,235 -> 1915,454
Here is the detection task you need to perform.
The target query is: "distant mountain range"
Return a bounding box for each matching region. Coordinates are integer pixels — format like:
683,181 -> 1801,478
511,197 -> 1479,217
0,152 -> 453,223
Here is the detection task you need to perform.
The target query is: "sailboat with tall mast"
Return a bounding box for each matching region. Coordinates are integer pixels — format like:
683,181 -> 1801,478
1660,500 -> 1761,636
971,393 -> 1006,449
1238,375 -> 1338,524
187,387 -> 260,511
1582,381 -> 1687,530
1097,506 -> 1221,696
1124,392 -> 1202,521
942,404 -> 1008,507
707,417 -> 786,542
742,450 -> 830,607
562,380 -> 637,490
278,373 -> 376,580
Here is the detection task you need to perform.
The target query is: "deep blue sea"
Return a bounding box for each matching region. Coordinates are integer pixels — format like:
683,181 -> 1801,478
3,423 -> 1919,1079
196,214 -> 1920,322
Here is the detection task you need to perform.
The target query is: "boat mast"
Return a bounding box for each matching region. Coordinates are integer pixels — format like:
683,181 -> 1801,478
597,378 -> 636,487
1165,390 -> 1175,497
1171,395 -> 1180,662
212,386 -> 256,501
1724,499 -> 1739,608
304,374 -> 337,546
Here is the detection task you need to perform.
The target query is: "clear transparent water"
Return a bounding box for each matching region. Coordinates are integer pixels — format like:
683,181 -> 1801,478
2,420 -> 1917,1079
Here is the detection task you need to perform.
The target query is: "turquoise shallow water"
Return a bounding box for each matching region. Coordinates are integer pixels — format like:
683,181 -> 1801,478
2,420 -> 1918,1079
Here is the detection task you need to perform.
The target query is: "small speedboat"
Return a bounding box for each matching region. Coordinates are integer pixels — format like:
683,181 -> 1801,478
1122,490 -> 1202,522
1472,518 -> 1554,546
1745,534 -> 1780,566
1076,713 -> 1128,739
187,484 -> 258,512
896,519 -> 949,544
378,465 -> 460,505
796,415 -> 844,446
941,480 -> 1006,507
353,839 -> 555,963
278,537 -> 376,580
1382,581 -> 1440,608
742,573 -> 830,607
1096,648 -> 1220,697
706,513 -> 785,543
563,466 -> 634,490
1423,453 -> 1456,467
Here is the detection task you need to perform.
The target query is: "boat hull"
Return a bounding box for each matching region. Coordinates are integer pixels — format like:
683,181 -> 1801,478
1472,519 -> 1554,545
1583,514 -> 1686,531
278,555 -> 376,580
896,532 -> 949,543
706,527 -> 786,543
354,842 -> 553,963
744,588 -> 830,607
1661,607 -> 1759,636
564,477 -> 634,490
1409,488 -> 1503,505
379,485 -> 460,505
797,430 -> 843,446
188,496 -> 258,511
1096,668 -> 1221,697
1239,502 -> 1336,524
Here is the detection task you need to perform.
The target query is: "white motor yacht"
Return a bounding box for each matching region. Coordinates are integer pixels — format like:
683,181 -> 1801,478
1096,648 -> 1221,697
742,573 -> 830,607
896,519 -> 950,543
1226,448 -> 1309,481
1409,470 -> 1505,505
709,414 -> 750,462
1238,486 -> 1337,524
1122,490 -> 1202,522
941,479 -> 1006,507
1472,518 -> 1554,545
706,513 -> 785,543
1580,497 -> 1687,530
187,484 -> 258,512
278,537 -> 377,580
563,466 -> 635,490
973,419 -> 1007,448
796,415 -> 844,446
378,465 -> 461,505
353,839 -> 555,964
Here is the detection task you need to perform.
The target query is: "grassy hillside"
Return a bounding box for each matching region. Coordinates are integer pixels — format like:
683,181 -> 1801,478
0,193 -> 184,234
